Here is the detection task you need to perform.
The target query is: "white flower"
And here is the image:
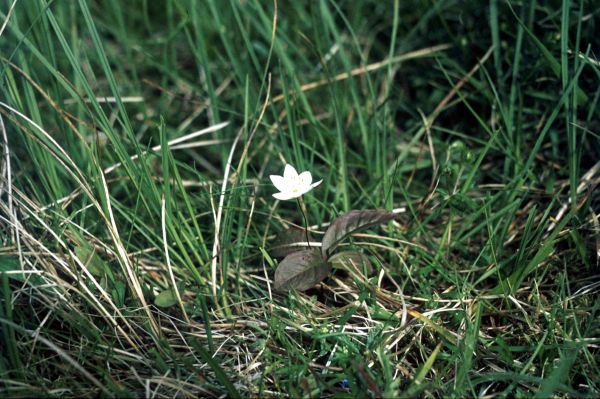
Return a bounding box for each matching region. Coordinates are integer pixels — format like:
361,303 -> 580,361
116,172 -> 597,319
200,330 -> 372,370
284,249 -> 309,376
269,164 -> 322,200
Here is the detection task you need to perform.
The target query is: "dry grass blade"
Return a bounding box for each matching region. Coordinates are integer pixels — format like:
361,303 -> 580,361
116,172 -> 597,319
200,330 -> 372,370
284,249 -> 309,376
104,121 -> 230,174
1,194 -> 143,350
0,113 -> 16,245
272,44 -> 451,103
547,160 -> 600,233
0,101 -> 159,341
0,319 -> 113,397
97,166 -> 161,337
0,0 -> 18,37
161,194 -> 189,322
211,126 -> 243,300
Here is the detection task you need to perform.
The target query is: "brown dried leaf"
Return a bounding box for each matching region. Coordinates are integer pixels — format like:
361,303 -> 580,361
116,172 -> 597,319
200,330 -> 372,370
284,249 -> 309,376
322,209 -> 398,257
274,248 -> 331,292
269,227 -> 314,258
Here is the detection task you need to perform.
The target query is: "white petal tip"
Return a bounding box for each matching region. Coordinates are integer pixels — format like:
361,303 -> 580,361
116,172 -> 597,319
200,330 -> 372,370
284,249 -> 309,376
273,192 -> 294,201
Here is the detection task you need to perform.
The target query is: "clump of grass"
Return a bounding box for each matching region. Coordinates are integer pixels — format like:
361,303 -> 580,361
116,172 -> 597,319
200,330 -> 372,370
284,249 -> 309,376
1,0 -> 599,397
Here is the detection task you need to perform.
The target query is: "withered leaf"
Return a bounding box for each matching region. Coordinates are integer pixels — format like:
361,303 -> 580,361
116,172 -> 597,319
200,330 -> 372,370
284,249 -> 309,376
322,209 -> 398,257
269,227 -> 314,258
274,248 -> 331,292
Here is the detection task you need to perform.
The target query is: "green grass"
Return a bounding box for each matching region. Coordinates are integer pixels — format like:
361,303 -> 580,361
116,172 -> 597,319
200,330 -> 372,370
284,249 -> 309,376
1,0 -> 599,397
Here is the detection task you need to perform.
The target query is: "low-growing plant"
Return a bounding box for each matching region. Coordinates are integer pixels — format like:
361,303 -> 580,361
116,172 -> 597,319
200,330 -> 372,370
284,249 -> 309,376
272,209 -> 398,291
267,163 -> 398,291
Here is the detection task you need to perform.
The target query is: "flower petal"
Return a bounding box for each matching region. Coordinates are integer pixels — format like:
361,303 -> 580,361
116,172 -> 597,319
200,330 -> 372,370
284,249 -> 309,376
273,191 -> 296,200
269,174 -> 288,192
283,164 -> 298,179
310,179 -> 322,189
298,171 -> 312,187
296,186 -> 312,197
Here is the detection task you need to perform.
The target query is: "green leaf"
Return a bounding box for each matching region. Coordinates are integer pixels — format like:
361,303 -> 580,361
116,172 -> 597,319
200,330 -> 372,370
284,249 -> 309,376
274,249 -> 331,292
155,289 -> 178,308
534,342 -> 580,398
111,280 -> 126,308
0,256 -> 43,285
74,243 -> 112,280
269,227 -> 314,258
329,250 -> 374,276
322,209 -> 398,257
495,336 -> 514,364
0,256 -> 20,272
402,343 -> 443,397
455,304 -> 482,395
0,256 -> 23,282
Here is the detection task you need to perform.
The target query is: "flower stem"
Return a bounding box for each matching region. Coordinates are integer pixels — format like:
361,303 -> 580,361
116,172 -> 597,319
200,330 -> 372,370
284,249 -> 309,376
296,197 -> 311,248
